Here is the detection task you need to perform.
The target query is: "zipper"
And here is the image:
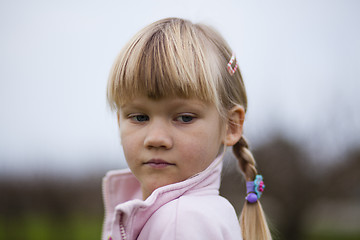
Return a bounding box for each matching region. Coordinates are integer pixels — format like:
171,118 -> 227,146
119,213 -> 127,240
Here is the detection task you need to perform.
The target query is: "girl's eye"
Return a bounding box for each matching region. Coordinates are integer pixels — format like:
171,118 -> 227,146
176,115 -> 195,123
130,114 -> 149,122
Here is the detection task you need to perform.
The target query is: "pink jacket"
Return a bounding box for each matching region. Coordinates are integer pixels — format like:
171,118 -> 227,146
102,158 -> 242,240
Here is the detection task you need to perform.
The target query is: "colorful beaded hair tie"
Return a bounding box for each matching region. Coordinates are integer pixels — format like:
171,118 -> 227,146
227,53 -> 238,76
246,175 -> 265,203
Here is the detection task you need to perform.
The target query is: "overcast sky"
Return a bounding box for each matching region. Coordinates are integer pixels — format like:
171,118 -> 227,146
1,0 -> 359,177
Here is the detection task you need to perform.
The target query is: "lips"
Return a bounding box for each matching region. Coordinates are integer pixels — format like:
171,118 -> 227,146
144,159 -> 175,169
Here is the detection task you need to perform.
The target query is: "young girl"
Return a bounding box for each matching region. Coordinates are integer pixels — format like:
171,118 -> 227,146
102,18 -> 271,240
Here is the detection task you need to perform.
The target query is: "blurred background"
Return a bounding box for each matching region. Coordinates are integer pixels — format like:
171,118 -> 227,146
1,0 -> 359,239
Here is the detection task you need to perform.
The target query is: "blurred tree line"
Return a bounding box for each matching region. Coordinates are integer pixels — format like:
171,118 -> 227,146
1,135 -> 359,240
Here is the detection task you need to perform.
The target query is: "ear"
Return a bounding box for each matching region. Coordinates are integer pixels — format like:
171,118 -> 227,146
223,105 -> 245,146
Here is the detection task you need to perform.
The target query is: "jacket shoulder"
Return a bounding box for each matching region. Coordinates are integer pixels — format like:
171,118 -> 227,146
176,195 -> 242,239
138,195 -> 242,240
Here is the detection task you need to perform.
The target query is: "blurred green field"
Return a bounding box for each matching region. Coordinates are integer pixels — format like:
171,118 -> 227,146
1,213 -> 359,240
0,213 -> 103,240
305,232 -> 360,240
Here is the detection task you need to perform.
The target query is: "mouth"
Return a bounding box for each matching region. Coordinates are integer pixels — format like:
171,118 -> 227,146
144,159 -> 175,169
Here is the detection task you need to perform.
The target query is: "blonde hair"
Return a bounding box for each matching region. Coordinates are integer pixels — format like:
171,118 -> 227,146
107,17 -> 271,240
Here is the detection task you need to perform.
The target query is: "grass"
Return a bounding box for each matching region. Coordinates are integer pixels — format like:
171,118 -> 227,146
305,231 -> 360,240
0,212 -> 103,240
1,213 -> 359,240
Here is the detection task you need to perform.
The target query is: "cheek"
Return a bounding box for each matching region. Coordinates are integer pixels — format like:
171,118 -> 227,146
192,124 -> 223,150
120,130 -> 141,164
120,124 -> 138,147
179,132 -> 221,167
121,139 -> 134,156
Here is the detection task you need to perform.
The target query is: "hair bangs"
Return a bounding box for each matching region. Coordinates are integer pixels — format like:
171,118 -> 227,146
107,18 -> 220,111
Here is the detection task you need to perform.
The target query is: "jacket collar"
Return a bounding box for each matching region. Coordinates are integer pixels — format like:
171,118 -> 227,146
102,156 -> 223,240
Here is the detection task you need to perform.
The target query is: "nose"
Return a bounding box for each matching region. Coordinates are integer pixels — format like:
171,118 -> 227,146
144,120 -> 173,149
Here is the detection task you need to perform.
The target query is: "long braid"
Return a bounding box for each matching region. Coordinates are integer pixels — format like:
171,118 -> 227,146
233,136 -> 257,181
233,136 -> 272,240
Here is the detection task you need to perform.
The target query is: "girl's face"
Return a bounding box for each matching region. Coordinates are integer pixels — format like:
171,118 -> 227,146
118,96 -> 226,199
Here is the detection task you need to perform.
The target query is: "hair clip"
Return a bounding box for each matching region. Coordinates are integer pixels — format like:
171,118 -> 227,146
227,53 -> 238,76
245,175 -> 265,203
